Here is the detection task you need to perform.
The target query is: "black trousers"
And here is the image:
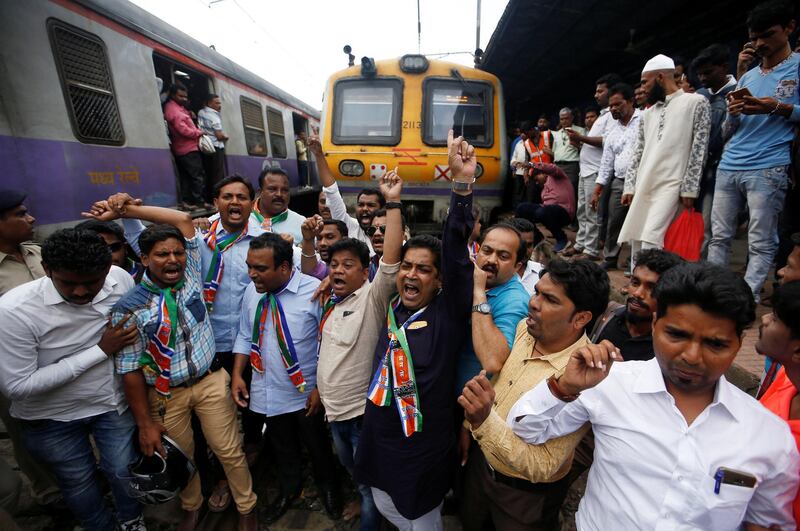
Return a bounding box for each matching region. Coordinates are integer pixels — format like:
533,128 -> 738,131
202,148 -> 226,203
175,151 -> 206,206
516,202 -> 571,243
266,408 -> 338,496
298,160 -> 309,186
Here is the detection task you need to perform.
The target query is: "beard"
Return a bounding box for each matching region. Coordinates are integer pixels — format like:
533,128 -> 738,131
647,82 -> 666,105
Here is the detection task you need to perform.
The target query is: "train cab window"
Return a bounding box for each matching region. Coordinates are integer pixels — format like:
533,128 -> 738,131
266,108 -> 287,159
332,78 -> 402,145
48,20 -> 124,145
422,79 -> 493,148
240,97 -> 268,156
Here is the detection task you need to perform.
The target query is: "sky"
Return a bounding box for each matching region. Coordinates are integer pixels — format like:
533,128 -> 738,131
129,0 -> 509,110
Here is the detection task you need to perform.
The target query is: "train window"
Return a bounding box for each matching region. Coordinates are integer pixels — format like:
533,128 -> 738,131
240,97 -> 268,156
332,78 -> 402,146
266,108 -> 287,159
47,20 -> 124,145
422,79 -> 493,148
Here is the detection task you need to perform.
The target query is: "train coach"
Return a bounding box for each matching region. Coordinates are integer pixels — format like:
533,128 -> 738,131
320,54 -> 507,229
0,0 -> 320,233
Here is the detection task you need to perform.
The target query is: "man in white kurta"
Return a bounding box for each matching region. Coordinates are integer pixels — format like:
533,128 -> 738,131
619,54 -> 710,269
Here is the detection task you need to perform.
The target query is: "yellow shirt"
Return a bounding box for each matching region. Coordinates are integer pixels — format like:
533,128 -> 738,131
0,242 -> 45,297
471,320 -> 590,482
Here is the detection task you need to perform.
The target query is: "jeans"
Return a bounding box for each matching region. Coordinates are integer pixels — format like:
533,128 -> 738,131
20,409 -> 141,531
330,417 -> 379,531
574,172 -> 601,256
708,166 -> 789,301
516,203 -> 571,243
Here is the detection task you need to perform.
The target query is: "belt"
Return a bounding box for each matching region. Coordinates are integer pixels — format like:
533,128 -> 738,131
174,366 -> 218,388
485,462 -> 542,492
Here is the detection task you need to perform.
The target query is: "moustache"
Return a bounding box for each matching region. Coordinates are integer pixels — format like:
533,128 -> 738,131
627,297 -> 649,311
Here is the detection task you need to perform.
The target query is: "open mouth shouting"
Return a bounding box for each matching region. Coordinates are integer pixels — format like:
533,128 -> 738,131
162,265 -> 183,283
226,205 -> 244,223
401,281 -> 421,302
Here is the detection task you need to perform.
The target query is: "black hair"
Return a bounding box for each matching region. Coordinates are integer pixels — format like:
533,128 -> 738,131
327,237 -> 370,268
138,224 -> 186,256
401,234 -> 441,272
584,104 -> 600,116
371,208 -> 406,229
74,219 -> 125,241
42,228 -> 111,275
168,82 -> 187,97
774,281 -> 800,339
542,259 -> 610,332
634,249 -> 683,276
747,0 -> 796,32
692,43 -> 730,69
249,232 -> 293,268
214,174 -> 256,200
206,93 -> 220,104
509,217 -> 536,235
652,262 -> 756,336
596,73 -> 624,88
356,188 -> 386,207
480,223 -> 526,265
519,120 -> 536,132
609,82 -> 635,101
258,167 -> 290,189
672,55 -> 688,69
322,219 -> 348,238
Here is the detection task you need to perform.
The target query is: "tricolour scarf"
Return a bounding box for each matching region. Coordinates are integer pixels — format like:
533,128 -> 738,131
367,295 -> 426,437
249,276 -> 306,393
139,277 -> 185,397
253,204 -> 289,232
203,218 -> 248,311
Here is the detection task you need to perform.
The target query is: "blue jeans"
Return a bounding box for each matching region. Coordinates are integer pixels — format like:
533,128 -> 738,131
20,409 -> 141,531
330,416 -> 379,531
707,165 -> 789,301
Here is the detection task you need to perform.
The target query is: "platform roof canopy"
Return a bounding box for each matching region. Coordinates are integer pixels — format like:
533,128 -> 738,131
480,0 -> 762,124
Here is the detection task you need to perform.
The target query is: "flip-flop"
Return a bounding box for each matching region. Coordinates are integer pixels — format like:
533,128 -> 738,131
208,483 -> 232,513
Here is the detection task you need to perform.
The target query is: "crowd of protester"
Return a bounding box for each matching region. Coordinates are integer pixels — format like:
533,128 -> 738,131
0,1 -> 799,531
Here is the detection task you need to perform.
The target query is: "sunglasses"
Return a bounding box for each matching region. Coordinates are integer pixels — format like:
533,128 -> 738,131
107,242 -> 125,252
365,225 -> 387,237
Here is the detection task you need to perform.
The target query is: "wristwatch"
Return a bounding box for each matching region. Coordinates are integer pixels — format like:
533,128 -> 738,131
471,302 -> 491,314
452,178 -> 476,192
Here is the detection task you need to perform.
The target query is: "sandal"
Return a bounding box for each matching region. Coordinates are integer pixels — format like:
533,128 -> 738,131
208,482 -> 232,513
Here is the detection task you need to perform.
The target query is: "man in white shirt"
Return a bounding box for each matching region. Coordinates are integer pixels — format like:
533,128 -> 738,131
564,74 -> 622,260
197,94 -> 228,203
509,217 -> 544,295
308,135 -> 383,251
0,229 -> 145,531
508,262 -> 800,530
253,168 -> 306,243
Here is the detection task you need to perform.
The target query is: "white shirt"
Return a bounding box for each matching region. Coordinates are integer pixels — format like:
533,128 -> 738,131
596,109 -> 643,186
322,182 -> 375,254
508,358 -> 800,531
511,139 -> 528,176
0,266 -> 134,421
197,106 -> 225,148
579,108 -> 614,177
518,260 -> 544,296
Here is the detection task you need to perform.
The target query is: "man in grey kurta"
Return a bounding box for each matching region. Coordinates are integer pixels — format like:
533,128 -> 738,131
619,54 -> 711,271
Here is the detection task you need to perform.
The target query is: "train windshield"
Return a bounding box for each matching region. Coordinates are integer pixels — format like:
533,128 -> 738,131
423,79 -> 492,147
332,78 -> 402,145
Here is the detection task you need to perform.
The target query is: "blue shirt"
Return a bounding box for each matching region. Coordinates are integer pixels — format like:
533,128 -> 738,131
113,235 -> 217,386
455,275 -> 530,392
233,272 -> 322,416
719,53 -> 800,170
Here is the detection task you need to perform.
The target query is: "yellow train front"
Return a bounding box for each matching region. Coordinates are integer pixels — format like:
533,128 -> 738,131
320,55 -> 507,228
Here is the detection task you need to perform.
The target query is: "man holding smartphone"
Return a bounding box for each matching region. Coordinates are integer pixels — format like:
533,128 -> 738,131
707,0 -> 800,304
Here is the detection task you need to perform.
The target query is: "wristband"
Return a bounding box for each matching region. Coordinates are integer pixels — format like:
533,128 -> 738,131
385,201 -> 402,210
452,178 -> 476,192
300,251 -> 317,258
547,375 -> 580,402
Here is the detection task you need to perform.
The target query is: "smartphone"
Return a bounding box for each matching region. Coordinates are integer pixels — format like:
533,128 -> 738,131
728,87 -> 752,101
717,467 -> 757,489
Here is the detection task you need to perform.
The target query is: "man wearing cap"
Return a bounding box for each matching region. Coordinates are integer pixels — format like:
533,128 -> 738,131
618,54 -> 711,272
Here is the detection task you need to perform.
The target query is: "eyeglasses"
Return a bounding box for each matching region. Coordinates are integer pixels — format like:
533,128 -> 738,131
107,242 -> 125,252
365,225 -> 387,237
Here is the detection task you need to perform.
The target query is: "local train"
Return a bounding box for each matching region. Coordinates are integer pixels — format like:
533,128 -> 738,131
320,54 -> 507,227
0,0 -> 320,233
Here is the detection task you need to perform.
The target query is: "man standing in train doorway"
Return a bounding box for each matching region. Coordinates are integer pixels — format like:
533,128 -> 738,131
164,83 -> 209,211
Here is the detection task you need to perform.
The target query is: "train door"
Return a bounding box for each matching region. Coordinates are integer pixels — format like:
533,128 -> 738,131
152,54 -> 211,114
292,112 -> 312,186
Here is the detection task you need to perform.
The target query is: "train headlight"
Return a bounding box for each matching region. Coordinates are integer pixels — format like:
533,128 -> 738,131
474,162 -> 484,179
399,54 -> 429,73
339,160 -> 365,177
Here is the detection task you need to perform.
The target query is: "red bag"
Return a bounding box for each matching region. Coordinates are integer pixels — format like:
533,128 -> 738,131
663,208 -> 704,261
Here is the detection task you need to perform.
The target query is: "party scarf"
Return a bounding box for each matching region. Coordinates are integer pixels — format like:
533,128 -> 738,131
367,295 -> 426,436
249,277 -> 306,393
253,204 -> 289,232
203,218 -> 248,311
139,277 -> 185,397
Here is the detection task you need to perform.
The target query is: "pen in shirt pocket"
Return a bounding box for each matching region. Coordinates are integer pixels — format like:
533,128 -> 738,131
713,467 -> 757,494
